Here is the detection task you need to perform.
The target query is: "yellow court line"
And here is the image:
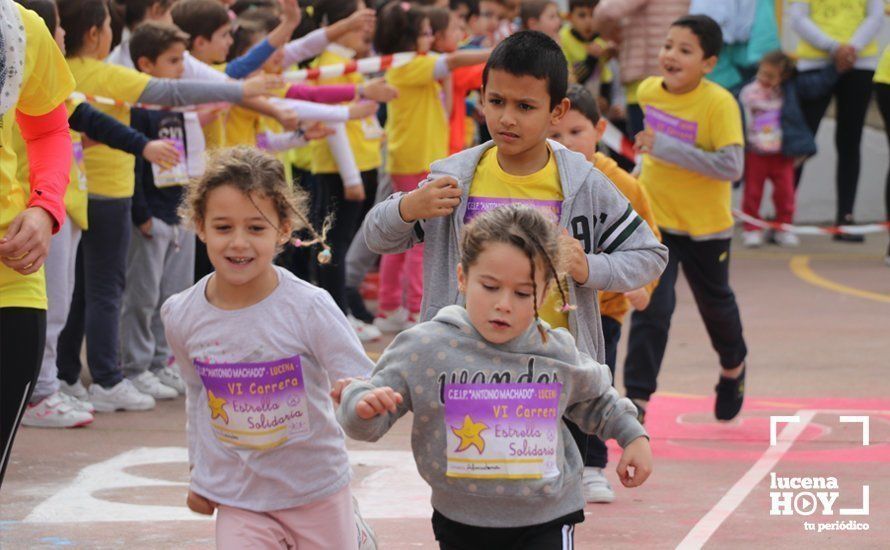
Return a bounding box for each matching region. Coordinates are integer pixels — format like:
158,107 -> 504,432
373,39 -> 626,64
789,255 -> 890,304
448,457 -> 543,464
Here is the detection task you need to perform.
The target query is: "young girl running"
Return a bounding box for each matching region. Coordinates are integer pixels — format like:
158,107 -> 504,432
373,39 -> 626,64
337,205 -> 652,549
161,147 -> 374,549
372,0 -> 490,332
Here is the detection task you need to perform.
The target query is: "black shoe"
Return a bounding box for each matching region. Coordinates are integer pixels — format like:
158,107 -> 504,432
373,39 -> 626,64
833,216 -> 865,243
715,365 -> 745,421
345,286 -> 374,324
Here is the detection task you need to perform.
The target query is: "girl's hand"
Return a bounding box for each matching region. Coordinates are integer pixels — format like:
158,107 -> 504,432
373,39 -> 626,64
617,436 -> 653,488
356,387 -> 404,420
275,108 -> 301,131
399,177 -> 461,222
348,101 -> 379,120
186,489 -> 217,515
345,8 -> 376,33
330,378 -> 356,405
625,288 -> 650,311
142,139 -> 180,168
0,207 -> 54,275
634,128 -> 655,154
360,78 -> 399,103
138,219 -> 154,240
243,73 -> 284,97
344,184 -> 366,202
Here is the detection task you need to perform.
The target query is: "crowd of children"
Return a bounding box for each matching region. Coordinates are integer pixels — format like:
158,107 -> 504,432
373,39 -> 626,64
2,0 -> 886,547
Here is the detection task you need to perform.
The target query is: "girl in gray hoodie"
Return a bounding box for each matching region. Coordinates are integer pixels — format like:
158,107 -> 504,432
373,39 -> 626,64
337,205 -> 651,549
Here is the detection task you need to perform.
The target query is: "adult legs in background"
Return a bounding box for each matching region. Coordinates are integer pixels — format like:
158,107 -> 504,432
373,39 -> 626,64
832,69 -> 874,227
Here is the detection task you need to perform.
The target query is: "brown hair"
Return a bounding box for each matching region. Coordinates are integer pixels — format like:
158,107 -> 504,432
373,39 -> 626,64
129,21 -> 190,67
180,147 -> 332,261
519,0 -> 554,29
760,50 -> 796,82
171,0 -> 231,48
459,204 -> 572,342
426,6 -> 451,35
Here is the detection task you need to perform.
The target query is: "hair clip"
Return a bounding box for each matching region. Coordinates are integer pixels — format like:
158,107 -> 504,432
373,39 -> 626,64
400,1 -> 411,11
292,238 -> 303,247
317,248 -> 332,265
558,303 -> 577,313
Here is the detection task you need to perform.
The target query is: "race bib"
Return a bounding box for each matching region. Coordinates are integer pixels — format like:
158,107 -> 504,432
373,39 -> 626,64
194,355 -> 310,451
444,383 -> 562,479
72,141 -> 87,191
751,109 -> 782,153
464,196 -> 562,224
644,106 -> 698,145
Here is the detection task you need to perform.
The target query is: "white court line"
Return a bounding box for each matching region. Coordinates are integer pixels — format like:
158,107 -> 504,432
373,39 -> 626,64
675,409 -> 816,550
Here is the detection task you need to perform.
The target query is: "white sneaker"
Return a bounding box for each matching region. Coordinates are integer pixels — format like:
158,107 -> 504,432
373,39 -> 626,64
353,496 -> 378,550
742,230 -> 764,248
773,230 -> 800,247
131,371 -> 179,400
58,389 -> 95,414
60,379 -> 90,401
89,379 -> 156,412
22,392 -> 94,428
155,365 -> 186,395
582,467 -> 615,503
349,315 -> 382,342
374,308 -> 409,333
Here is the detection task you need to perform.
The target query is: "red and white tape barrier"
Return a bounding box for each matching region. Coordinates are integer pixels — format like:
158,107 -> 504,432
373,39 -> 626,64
282,52 -> 417,82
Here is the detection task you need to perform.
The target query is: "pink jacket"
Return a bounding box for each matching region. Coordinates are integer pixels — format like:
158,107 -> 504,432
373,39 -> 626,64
595,0 -> 690,85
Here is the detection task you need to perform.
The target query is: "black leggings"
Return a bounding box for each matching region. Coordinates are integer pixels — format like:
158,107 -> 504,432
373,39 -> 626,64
795,68 -> 875,223
875,82 -> 890,224
1,307 -> 46,488
314,170 -> 378,312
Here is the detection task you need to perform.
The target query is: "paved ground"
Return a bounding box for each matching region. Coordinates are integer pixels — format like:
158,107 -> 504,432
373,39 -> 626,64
1,233 -> 888,549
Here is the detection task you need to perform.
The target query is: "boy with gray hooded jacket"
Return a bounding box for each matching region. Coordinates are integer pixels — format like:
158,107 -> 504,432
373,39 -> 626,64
362,31 -> 667,365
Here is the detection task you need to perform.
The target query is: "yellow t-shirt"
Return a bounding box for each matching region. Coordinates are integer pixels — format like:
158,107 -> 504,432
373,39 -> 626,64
309,49 -> 381,174
224,104 -> 261,147
0,5 -> 76,309
466,147 -> 568,329
66,57 -> 151,198
874,46 -> 890,84
385,55 -> 448,175
201,63 -> 230,151
637,77 -> 743,238
795,0 -> 879,60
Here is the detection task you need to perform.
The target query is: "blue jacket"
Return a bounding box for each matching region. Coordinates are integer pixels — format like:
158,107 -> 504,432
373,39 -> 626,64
780,65 -> 839,158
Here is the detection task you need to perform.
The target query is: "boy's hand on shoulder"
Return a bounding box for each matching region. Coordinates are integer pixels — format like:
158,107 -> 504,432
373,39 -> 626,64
356,387 -> 404,419
561,229 -> 589,285
399,177 -> 461,222
634,128 -> 655,155
617,436 -> 653,488
186,489 -> 217,515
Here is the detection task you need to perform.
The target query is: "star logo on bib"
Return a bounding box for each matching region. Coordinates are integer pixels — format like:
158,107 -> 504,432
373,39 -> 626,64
207,390 -> 229,424
451,415 -> 488,454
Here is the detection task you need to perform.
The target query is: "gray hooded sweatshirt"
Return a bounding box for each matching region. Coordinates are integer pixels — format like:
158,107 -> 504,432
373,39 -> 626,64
362,139 -> 668,363
338,305 -> 647,528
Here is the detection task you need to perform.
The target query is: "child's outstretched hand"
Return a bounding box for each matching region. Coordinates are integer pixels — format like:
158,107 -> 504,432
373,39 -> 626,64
399,177 -> 461,222
243,73 -> 284,97
634,128 -> 655,154
356,387 -> 404,419
187,489 -> 217,515
361,78 -> 399,103
330,378 -> 355,405
616,436 -> 653,488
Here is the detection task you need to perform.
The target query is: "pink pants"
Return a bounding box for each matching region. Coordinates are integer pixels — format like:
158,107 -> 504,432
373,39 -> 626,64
215,485 -> 358,550
378,173 -> 426,314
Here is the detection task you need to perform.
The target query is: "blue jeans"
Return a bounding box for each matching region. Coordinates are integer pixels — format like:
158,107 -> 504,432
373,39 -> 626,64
57,197 -> 131,388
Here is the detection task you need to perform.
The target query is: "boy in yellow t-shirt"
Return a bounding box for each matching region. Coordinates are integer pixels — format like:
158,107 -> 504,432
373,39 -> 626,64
625,15 -> 747,423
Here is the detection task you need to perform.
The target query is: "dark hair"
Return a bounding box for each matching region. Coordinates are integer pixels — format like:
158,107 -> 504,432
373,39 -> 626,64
519,0 -> 553,29
450,0 -> 479,18
227,10 -> 278,61
565,83 -> 600,124
316,0 -> 361,25
482,30 -> 568,109
171,0 -> 231,48
116,0 -> 175,29
374,0 -> 428,54
670,14 -> 723,59
15,0 -> 58,34
568,0 -> 596,12
57,0 -> 109,57
760,50 -> 796,82
460,204 -> 570,342
427,6 -> 451,35
230,0 -> 277,17
129,21 -> 189,67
